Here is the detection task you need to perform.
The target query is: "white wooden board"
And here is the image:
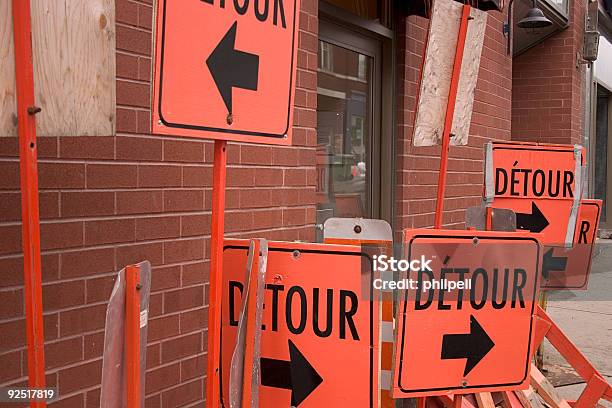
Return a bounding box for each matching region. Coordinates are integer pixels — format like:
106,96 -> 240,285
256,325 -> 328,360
412,0 -> 487,147
0,0 -> 116,137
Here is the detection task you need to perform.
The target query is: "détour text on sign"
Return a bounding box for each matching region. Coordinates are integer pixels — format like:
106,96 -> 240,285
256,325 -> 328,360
413,267 -> 529,311
495,168 -> 574,198
201,0 -> 287,28
228,282 -> 361,341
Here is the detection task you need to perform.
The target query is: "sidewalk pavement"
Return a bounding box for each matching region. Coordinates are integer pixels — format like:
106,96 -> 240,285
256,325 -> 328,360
544,239 -> 612,407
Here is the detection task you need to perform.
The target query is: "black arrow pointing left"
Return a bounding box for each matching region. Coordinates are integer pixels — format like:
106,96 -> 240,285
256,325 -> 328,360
542,247 -> 567,279
260,339 -> 323,407
441,315 -> 495,376
206,21 -> 259,114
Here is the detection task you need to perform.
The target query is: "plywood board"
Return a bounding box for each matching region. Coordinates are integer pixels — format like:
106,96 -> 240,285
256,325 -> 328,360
0,0 -> 115,137
412,0 -> 487,147
450,5 -> 487,145
0,1 -> 17,137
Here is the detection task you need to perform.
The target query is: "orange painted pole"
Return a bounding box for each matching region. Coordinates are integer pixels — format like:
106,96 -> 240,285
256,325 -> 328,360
12,1 -> 47,406
434,5 -> 471,229
206,140 -> 227,407
125,264 -> 142,408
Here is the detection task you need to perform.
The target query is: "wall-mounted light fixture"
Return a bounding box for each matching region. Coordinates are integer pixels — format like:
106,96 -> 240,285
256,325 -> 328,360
517,0 -> 553,30
504,0 -> 553,54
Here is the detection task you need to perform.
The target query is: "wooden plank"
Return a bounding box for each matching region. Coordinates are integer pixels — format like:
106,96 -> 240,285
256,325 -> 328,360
515,387 -> 546,408
412,0 -> 487,147
501,390 -> 524,408
0,0 -> 115,137
30,0 -> 72,136
437,395 -> 478,408
0,0 -> 17,137
449,5 -> 486,146
475,393 -> 496,408
530,364 -> 572,408
67,0 -> 115,136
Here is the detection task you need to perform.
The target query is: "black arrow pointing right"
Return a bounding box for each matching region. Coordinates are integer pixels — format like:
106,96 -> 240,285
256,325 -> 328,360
260,339 -> 323,407
206,21 -> 259,114
516,202 -> 549,233
542,247 -> 568,279
441,315 -> 495,376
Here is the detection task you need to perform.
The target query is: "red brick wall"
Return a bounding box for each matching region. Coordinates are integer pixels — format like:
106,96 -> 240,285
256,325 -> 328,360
395,9 -> 513,233
2,1 -> 518,406
512,1 -> 586,144
0,0 -> 317,406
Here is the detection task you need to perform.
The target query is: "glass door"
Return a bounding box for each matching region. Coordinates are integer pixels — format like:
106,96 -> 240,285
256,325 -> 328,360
316,20 -> 383,239
594,85 -> 612,234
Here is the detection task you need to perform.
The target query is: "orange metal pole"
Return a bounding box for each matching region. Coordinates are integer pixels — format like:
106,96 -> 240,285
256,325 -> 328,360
434,5 -> 471,229
12,1 -> 47,406
125,264 -> 141,408
206,140 -> 227,407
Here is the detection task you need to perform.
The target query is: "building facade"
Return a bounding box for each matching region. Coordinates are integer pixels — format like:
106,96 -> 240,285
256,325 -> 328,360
0,0 -> 606,406
588,1 -> 612,235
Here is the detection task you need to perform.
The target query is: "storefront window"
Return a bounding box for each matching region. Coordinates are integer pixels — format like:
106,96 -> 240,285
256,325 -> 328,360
595,86 -> 611,226
545,0 -> 569,15
316,40 -> 372,227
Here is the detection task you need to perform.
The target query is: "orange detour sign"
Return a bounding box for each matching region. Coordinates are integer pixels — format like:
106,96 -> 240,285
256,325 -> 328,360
392,229 -> 542,397
222,240 -> 380,407
484,142 -> 584,247
152,0 -> 300,144
541,199 -> 602,290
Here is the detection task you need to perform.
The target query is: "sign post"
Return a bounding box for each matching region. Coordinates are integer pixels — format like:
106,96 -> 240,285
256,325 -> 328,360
11,1 -> 47,405
434,4 -> 471,228
206,140 -> 228,406
151,1 -> 301,406
392,229 -> 542,397
100,262 -> 152,408
125,265 -> 142,408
